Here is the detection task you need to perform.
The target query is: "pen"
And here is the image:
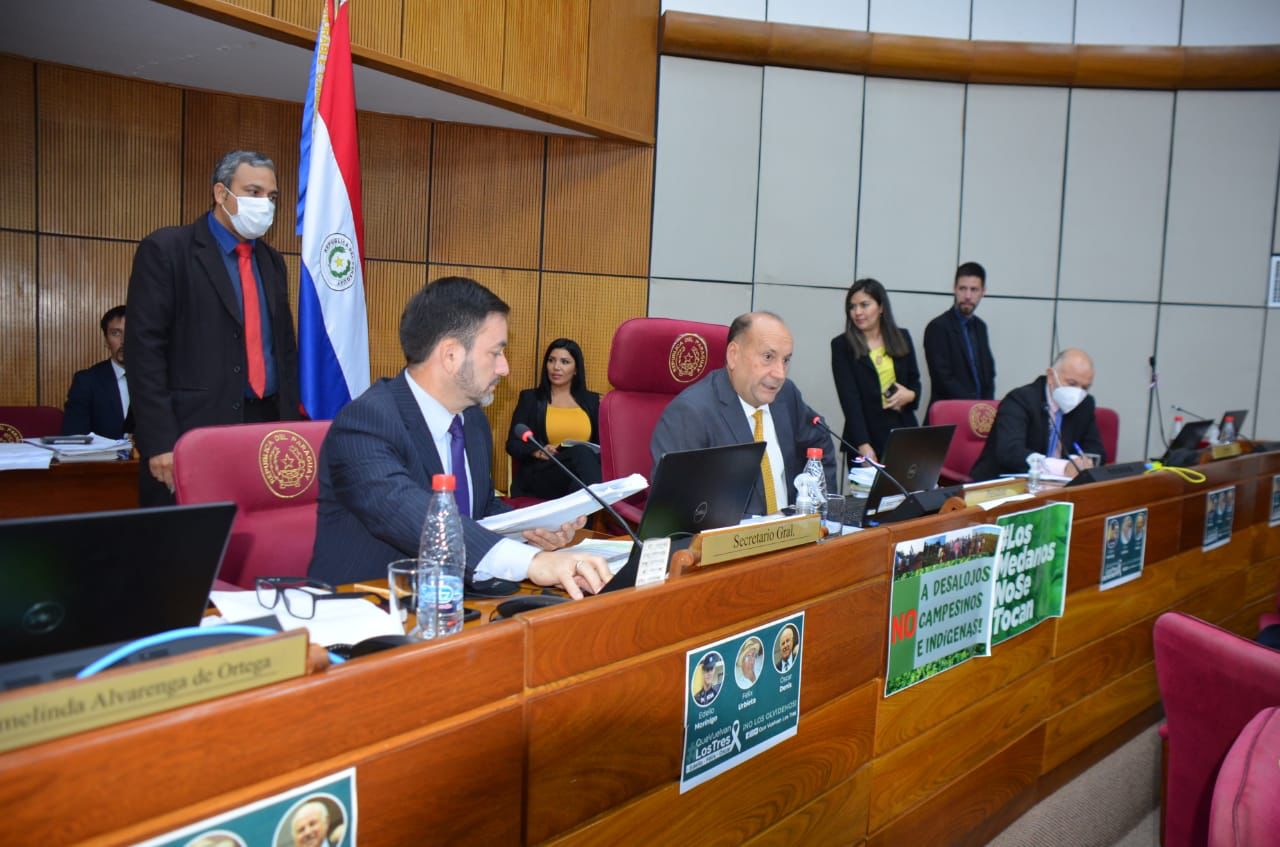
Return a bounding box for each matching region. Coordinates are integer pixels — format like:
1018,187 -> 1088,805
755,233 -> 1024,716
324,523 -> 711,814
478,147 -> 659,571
1072,441 -> 1083,456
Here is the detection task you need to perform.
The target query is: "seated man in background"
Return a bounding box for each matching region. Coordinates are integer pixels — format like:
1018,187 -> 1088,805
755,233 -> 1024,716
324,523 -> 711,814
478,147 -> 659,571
62,305 -> 132,438
651,311 -> 836,516
970,347 -> 1106,481
923,261 -> 995,409
309,276 -> 610,597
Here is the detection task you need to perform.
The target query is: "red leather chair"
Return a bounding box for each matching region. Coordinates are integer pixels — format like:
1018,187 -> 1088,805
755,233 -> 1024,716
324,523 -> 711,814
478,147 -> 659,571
173,421 -> 331,588
1153,611 -> 1280,847
0,406 -> 64,441
1208,706 -> 1280,847
926,400 -> 998,485
1095,406 -> 1119,463
600,318 -> 728,524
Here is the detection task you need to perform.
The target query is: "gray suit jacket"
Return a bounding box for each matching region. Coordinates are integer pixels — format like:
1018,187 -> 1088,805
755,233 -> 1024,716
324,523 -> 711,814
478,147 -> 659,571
650,368 -> 836,517
309,373 -> 510,586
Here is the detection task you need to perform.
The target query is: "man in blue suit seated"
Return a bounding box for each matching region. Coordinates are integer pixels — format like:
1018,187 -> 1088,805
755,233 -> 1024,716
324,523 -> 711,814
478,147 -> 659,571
62,305 -> 133,438
309,276 -> 611,597
651,311 -> 836,516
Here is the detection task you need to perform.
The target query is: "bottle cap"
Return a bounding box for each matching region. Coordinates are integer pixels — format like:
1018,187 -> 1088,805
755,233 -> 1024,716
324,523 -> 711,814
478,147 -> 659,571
1174,415 -> 1183,421
1224,415 -> 1234,422
807,448 -> 823,459
432,473 -> 457,492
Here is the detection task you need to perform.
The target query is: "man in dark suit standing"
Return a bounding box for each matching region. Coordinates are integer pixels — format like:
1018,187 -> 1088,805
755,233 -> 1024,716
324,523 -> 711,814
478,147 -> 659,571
923,261 -> 996,410
651,312 -> 836,517
309,276 -> 610,596
62,305 -> 132,438
126,150 -> 301,506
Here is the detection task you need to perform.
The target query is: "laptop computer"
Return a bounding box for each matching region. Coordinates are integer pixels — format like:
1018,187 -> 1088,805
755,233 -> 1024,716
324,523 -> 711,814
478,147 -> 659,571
0,502 -> 237,666
1159,419 -> 1213,463
849,424 -> 957,526
1218,409 -> 1248,436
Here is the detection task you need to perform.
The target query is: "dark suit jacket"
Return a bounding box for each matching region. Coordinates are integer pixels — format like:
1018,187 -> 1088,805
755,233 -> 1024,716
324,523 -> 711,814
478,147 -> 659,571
650,368 -> 837,517
970,375 -> 1107,481
309,373 -> 511,586
923,308 -> 995,406
830,329 -> 922,459
62,359 -> 129,438
125,215 -> 301,460
505,388 -> 600,496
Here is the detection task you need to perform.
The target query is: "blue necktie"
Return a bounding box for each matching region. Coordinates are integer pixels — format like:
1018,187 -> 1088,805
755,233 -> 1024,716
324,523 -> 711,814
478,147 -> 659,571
448,415 -> 471,518
959,317 -> 982,397
1047,409 -> 1064,458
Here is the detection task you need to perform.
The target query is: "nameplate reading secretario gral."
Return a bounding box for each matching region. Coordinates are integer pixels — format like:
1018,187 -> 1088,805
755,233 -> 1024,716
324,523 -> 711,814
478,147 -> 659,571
698,514 -> 822,567
0,629 -> 309,754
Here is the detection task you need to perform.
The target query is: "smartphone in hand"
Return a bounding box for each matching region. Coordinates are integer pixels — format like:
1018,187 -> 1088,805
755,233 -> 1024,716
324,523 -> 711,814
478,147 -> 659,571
882,384 -> 899,400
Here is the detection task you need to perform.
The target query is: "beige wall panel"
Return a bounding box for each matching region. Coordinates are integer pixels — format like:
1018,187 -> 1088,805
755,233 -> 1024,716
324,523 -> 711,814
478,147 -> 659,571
276,0 -> 402,56
225,0 -> 269,12
366,260 -> 429,382
38,66 -> 181,240
0,57 -> 35,232
586,0 -> 659,137
183,91 -> 303,254
503,0 -> 590,115
403,0 -> 505,90
538,273 -> 648,394
358,112 -> 431,262
37,238 -> 135,406
0,234 -> 38,405
429,125 -> 544,269
543,137 -> 653,277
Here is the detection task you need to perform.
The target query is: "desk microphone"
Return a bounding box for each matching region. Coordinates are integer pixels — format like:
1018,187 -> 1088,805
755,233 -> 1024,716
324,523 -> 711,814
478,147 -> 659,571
1170,404 -> 1208,421
1044,405 -> 1082,475
513,424 -> 643,548
809,414 -> 911,499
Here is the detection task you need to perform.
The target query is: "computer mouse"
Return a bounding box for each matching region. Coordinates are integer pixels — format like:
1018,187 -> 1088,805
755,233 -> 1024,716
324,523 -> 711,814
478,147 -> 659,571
494,594 -> 570,618
466,577 -> 522,599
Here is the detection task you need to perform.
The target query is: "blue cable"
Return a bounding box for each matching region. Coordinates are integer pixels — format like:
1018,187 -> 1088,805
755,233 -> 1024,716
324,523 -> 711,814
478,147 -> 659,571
76,625 -> 345,678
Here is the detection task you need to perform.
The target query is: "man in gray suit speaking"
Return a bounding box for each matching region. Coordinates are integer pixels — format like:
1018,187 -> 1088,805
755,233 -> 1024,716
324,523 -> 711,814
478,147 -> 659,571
651,312 -> 836,517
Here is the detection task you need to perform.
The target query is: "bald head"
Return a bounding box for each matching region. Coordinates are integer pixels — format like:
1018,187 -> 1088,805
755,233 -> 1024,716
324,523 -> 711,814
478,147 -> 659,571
726,312 -> 793,408
291,801 -> 330,847
1048,348 -> 1094,392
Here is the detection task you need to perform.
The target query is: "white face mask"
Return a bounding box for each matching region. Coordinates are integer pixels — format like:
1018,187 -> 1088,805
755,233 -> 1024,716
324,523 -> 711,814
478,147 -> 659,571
221,193 -> 275,240
1051,370 -> 1087,413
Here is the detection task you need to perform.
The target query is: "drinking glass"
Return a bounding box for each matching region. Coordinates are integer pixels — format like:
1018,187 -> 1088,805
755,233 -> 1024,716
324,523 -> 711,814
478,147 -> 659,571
823,494 -> 847,540
387,559 -> 424,639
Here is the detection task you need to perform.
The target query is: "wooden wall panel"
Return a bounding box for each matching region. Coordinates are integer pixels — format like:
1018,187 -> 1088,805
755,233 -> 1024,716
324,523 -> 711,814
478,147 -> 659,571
223,0 -> 269,12
1053,558 -> 1178,656
366,259 -> 428,381
1047,615 -> 1155,714
182,91 -> 303,254
38,66 -> 181,240
503,0 -> 590,114
358,112 -> 430,262
538,273 -> 647,393
0,234 -> 38,405
276,0 -> 403,56
402,0 -> 506,89
587,0 -> 659,137
543,137 -> 653,276
744,765 -> 871,847
282,253 -> 301,334
1041,663 -> 1159,773
37,237 -> 135,407
429,125 -> 543,269
1065,498 -> 1182,594
1244,555 -> 1280,605
0,57 -> 35,232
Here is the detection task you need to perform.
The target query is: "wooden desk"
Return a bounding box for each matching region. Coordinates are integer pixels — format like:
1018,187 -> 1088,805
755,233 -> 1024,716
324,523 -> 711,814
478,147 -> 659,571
0,459 -> 137,518
1,452 -> 1277,846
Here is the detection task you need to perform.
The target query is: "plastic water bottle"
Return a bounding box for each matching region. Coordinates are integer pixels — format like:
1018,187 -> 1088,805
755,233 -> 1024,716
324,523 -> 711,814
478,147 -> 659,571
1027,453 -> 1044,493
417,473 -> 466,639
1220,415 -> 1236,445
1171,415 -> 1184,438
804,448 -> 828,522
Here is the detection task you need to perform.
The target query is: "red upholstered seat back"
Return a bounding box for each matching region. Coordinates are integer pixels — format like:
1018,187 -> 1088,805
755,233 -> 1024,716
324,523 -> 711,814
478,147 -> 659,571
600,318 -> 728,518
926,400 -> 998,485
1154,612 -> 1280,847
1208,706 -> 1280,847
173,421 -> 331,588
1095,406 -> 1119,463
0,406 -> 64,441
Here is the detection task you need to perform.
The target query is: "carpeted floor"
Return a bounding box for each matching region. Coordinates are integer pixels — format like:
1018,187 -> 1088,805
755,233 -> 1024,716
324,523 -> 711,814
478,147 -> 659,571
987,724 -> 1162,847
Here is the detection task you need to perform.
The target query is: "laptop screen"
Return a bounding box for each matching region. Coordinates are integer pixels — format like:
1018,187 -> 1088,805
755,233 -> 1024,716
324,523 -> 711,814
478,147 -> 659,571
637,441 -> 767,540
866,424 -> 956,515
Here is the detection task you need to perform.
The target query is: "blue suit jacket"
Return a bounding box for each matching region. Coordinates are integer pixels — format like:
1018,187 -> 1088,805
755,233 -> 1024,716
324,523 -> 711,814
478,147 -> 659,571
650,368 -> 836,517
309,373 -> 510,586
62,359 -> 129,438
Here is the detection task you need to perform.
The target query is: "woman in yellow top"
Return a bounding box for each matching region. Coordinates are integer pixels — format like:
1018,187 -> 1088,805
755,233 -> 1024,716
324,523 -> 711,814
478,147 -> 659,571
830,278 -> 922,465
506,338 -> 601,498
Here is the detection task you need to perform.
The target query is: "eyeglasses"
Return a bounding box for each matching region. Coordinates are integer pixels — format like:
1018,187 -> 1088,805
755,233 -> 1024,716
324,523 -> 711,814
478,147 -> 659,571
255,577 -> 341,620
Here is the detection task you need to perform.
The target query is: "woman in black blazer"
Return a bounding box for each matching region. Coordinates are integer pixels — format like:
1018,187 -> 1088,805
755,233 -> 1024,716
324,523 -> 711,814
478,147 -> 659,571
830,278 -> 922,465
506,338 -> 601,498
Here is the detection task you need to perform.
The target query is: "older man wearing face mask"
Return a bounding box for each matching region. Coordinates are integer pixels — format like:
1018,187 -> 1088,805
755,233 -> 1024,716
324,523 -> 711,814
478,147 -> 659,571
126,149 -> 302,506
969,348 -> 1106,481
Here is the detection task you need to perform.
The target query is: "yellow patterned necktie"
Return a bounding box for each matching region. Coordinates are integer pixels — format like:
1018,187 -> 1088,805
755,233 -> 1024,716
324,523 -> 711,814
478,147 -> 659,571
753,409 -> 778,514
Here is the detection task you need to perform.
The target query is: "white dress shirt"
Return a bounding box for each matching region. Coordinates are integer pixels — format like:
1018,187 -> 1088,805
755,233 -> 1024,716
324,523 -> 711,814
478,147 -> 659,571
111,360 -> 129,419
737,396 -> 789,511
404,373 -> 536,581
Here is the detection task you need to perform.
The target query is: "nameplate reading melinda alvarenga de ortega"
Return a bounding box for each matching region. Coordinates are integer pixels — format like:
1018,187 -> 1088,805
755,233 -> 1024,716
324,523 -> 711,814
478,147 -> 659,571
698,514 -> 822,567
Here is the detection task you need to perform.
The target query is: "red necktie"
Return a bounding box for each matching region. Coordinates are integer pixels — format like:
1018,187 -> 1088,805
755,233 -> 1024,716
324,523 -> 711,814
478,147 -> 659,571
234,241 -> 267,398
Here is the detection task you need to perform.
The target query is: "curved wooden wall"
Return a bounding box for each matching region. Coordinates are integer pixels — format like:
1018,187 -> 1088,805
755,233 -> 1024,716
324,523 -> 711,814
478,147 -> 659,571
661,11 -> 1280,90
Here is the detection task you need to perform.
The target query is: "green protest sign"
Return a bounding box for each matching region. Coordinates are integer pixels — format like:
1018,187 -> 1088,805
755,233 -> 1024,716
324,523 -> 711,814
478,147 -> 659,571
991,502 -> 1073,645
884,527 -> 1001,697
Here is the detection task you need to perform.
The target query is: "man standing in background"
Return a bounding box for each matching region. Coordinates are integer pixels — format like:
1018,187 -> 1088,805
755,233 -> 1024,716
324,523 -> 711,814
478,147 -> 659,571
923,262 -> 996,410
126,150 -> 301,505
62,304 -> 132,438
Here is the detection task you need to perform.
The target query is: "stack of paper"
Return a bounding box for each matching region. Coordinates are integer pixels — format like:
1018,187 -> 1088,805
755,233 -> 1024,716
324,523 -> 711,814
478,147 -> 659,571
209,589 -> 403,647
26,434 -> 132,462
0,443 -> 56,471
480,474 -> 648,539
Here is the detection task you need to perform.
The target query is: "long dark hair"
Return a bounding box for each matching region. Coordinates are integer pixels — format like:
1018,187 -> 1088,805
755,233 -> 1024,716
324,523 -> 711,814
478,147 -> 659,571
843,278 -> 910,360
535,338 -> 590,403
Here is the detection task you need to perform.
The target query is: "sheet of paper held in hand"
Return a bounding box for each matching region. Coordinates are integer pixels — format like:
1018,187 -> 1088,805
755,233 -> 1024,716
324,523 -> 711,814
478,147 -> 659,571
209,590 -> 403,646
479,473 -> 648,539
